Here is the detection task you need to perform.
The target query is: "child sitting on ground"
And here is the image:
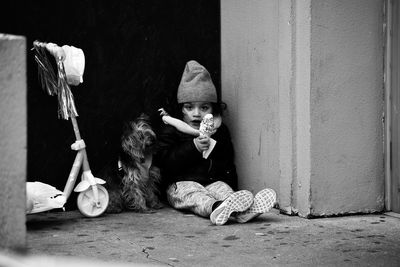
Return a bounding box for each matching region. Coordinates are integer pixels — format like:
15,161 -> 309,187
156,60 -> 276,225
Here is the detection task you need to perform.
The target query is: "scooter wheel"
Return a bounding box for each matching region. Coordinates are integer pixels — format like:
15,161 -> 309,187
77,185 -> 109,217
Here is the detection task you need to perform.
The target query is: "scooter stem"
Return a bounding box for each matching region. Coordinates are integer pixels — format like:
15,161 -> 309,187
71,115 -> 100,205
63,150 -> 83,198
71,115 -> 91,172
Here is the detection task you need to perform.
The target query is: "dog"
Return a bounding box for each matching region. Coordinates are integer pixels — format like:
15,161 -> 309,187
104,114 -> 163,213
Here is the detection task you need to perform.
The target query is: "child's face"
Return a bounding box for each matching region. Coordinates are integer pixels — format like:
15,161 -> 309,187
182,102 -> 213,129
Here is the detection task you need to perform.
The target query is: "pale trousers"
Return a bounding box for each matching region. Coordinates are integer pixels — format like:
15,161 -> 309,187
166,181 -> 234,217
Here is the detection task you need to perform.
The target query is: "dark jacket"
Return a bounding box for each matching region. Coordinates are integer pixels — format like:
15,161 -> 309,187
155,123 -> 238,190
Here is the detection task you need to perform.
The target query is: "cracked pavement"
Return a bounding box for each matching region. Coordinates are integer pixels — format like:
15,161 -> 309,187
2,207 -> 400,266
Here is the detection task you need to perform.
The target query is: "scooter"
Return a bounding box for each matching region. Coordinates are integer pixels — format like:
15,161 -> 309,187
28,41 -> 109,217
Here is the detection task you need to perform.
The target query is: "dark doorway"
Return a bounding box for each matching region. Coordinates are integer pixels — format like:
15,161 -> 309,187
1,0 -> 220,210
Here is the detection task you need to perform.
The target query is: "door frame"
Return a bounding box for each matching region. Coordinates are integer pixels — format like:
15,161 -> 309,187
384,0 -> 392,211
385,0 -> 400,212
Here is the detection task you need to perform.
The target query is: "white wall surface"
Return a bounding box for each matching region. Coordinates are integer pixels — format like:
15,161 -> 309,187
309,0 -> 384,215
221,0 -> 280,193
221,0 -> 385,216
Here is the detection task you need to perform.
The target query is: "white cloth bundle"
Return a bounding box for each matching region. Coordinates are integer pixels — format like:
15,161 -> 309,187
26,182 -> 66,214
62,45 -> 85,86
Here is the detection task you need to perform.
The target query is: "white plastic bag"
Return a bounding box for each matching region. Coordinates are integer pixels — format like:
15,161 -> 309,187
26,182 -> 66,214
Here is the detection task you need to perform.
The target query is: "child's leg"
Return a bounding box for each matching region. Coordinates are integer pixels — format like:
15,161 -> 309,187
205,181 -> 235,201
166,181 -> 216,217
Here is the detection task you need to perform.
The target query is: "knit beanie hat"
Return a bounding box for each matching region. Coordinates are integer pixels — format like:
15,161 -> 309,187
177,60 -> 217,103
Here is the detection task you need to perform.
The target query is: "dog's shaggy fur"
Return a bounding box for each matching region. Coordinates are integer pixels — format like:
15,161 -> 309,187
104,114 -> 162,213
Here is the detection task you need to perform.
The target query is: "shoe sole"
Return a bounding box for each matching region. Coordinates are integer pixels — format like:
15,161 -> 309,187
236,188 -> 276,223
210,190 -> 253,226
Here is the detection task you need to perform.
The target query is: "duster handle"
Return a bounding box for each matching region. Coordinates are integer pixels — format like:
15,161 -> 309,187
71,115 -> 90,172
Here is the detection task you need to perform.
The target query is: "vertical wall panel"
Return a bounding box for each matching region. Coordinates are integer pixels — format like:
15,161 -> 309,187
0,34 -> 26,249
310,0 -> 385,215
221,0 -> 280,193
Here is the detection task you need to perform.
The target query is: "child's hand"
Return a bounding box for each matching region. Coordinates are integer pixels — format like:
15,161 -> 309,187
194,135 -> 210,152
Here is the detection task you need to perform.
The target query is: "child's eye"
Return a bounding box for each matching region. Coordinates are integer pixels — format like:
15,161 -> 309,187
201,105 -> 211,111
183,104 -> 193,110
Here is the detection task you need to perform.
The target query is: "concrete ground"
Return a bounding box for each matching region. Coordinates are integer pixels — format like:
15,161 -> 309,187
2,207 -> 400,266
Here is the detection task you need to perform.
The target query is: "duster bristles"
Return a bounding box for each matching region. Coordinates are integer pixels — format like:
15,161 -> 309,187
33,42 -> 78,120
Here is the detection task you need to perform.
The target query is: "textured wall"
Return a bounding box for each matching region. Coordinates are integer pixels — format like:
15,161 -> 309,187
221,0 -> 280,193
0,34 -> 26,249
221,0 -> 385,216
310,0 -> 384,215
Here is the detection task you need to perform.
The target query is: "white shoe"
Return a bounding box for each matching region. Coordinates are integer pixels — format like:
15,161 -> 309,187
210,190 -> 253,226
234,188 -> 276,223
